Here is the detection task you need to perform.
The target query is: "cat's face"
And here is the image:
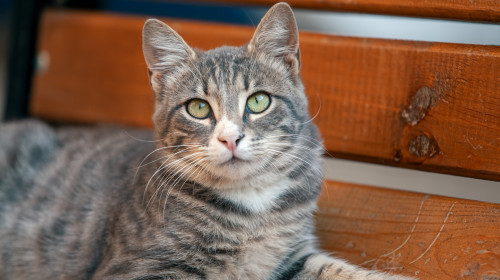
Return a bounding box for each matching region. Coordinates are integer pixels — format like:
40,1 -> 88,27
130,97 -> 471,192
142,3 -> 319,186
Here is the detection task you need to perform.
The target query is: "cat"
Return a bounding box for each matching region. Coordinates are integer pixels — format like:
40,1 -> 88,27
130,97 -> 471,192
0,2 -> 414,279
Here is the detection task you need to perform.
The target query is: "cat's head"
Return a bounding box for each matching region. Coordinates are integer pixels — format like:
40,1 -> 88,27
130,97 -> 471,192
142,3 -> 321,188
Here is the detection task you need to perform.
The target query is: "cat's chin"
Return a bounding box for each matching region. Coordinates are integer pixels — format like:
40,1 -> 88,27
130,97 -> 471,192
216,159 -> 252,179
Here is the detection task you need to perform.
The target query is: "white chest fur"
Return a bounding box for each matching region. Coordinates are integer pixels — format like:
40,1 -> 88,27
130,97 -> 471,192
217,177 -> 290,213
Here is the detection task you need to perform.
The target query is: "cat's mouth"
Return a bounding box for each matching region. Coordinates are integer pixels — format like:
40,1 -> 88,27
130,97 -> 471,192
220,155 -> 247,166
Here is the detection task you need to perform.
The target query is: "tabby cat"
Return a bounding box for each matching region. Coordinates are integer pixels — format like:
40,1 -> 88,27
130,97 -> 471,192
0,2 -> 413,279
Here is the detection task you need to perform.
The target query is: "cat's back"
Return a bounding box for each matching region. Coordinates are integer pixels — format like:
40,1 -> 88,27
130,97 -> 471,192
0,119 -> 154,213
0,120 -> 61,212
0,119 -> 154,279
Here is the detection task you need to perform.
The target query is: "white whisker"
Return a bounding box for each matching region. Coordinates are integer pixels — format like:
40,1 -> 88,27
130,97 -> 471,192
161,156 -> 208,220
147,151 -> 205,210
143,147 -> 203,206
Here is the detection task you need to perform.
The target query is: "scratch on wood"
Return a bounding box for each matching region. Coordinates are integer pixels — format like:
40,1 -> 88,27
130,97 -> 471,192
360,195 -> 429,266
465,135 -> 484,150
409,201 -> 457,265
476,249 -> 490,254
481,275 -> 500,280
486,137 -> 500,147
345,240 -> 355,248
462,247 -> 472,255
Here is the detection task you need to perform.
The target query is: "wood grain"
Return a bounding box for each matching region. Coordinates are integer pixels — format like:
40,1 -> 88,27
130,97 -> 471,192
317,180 -> 500,279
31,10 -> 500,180
211,0 -> 500,22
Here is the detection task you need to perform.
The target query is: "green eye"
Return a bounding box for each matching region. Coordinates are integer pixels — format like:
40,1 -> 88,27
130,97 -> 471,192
246,92 -> 271,114
186,99 -> 211,119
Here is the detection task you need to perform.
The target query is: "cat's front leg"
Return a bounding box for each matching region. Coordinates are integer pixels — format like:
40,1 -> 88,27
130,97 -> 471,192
293,254 -> 416,280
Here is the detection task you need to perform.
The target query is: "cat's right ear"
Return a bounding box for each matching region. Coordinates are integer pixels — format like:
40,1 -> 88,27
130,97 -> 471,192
142,19 -> 196,94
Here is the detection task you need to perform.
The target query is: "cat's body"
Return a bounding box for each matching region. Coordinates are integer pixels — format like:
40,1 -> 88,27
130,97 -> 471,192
0,3 -> 413,279
0,122 -> 152,279
0,120 -> 318,279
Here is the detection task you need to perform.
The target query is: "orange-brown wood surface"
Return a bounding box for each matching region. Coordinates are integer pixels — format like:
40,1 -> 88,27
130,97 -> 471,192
211,0 -> 500,22
31,10 -> 500,180
317,180 -> 500,279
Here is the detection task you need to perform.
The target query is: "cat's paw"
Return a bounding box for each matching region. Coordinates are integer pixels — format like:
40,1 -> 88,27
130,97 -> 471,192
366,272 -> 416,280
324,267 -> 416,280
322,266 -> 416,280
307,254 -> 417,280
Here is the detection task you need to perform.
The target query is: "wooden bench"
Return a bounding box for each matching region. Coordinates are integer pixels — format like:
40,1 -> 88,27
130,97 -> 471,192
27,1 -> 500,279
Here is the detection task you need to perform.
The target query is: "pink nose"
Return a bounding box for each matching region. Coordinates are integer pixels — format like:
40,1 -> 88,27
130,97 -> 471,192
218,134 -> 244,152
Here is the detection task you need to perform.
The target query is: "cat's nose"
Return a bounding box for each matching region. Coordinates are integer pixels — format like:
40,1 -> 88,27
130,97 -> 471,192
218,133 -> 244,152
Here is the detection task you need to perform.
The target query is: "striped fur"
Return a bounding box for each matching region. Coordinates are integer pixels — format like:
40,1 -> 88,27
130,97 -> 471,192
0,3 -> 414,279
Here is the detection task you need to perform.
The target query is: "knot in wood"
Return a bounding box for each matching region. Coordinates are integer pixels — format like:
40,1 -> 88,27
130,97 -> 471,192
408,134 -> 439,158
401,86 -> 438,126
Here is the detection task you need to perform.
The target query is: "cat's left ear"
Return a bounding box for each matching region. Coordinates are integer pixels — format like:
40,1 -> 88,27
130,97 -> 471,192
249,2 -> 300,74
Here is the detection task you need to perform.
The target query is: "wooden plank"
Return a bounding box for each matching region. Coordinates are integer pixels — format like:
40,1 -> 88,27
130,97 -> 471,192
31,10 -> 250,128
31,10 -> 500,180
317,180 -> 500,279
211,0 -> 500,22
